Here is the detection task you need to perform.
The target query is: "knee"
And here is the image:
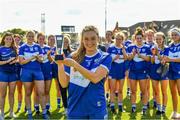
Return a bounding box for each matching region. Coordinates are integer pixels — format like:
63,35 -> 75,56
38,90 -> 45,97
1,91 -> 6,98
25,91 -> 32,97
45,89 -> 50,95
9,91 -> 15,97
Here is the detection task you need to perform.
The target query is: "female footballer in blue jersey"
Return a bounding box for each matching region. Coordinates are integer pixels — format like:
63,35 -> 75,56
145,29 -> 157,109
107,32 -> 127,113
37,33 -> 53,115
122,30 -> 132,97
0,33 -> 17,119
163,28 -> 180,119
150,32 -> 168,115
56,25 -> 112,119
14,34 -> 24,112
47,35 -> 62,109
127,28 -> 150,115
18,31 -> 48,119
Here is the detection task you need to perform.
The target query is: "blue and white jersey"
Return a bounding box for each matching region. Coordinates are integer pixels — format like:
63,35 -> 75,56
41,45 -> 51,63
150,46 -> 168,64
165,42 -> 180,73
145,41 -> 155,49
124,39 -> 132,47
19,43 -> 43,70
50,46 -> 56,58
107,45 -> 126,64
127,44 -> 151,71
0,46 -> 16,72
149,46 -> 169,80
65,51 -> 112,116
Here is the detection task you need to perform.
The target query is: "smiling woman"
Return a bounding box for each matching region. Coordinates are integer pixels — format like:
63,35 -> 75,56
56,25 -> 112,119
0,33 -> 17,119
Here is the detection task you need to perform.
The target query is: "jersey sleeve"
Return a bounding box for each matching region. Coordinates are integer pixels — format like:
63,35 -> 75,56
64,55 -> 72,76
38,46 -> 43,56
107,47 -> 111,54
164,47 -> 169,56
100,54 -> 112,73
127,46 -> 133,55
19,46 -> 24,57
64,65 -> 70,76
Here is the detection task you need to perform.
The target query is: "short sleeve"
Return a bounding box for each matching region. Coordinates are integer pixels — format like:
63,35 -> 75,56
164,47 -> 169,56
19,46 -> 24,57
107,47 -> 111,54
0,48 -> 2,60
64,65 -> 70,76
127,46 -> 133,54
100,55 -> 112,73
64,55 -> 72,76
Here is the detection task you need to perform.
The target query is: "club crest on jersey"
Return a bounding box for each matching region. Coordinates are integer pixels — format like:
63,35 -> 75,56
34,47 -> 38,51
112,50 -> 116,53
30,47 -> 33,51
24,48 -> 28,51
142,49 -> 145,52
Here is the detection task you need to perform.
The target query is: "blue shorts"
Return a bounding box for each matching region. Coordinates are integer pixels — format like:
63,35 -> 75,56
125,60 -> 130,71
149,64 -> 168,80
20,68 -> 44,82
0,71 -> 17,82
168,70 -> 180,80
52,63 -> 58,78
16,70 -> 21,80
109,62 -> 125,80
41,62 -> 53,80
129,70 -> 148,80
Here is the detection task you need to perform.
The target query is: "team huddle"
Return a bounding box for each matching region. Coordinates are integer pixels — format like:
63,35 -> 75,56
0,25 -> 180,119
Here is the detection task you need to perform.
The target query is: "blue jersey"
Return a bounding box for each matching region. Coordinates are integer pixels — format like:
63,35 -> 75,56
149,46 -> 168,80
107,45 -> 126,64
50,46 -> 56,58
127,44 -> 151,72
40,45 -> 53,80
124,39 -> 132,47
41,45 -> 51,63
107,45 -> 126,79
65,51 -> 112,117
0,46 -> 16,73
19,43 -> 43,70
165,43 -> 180,73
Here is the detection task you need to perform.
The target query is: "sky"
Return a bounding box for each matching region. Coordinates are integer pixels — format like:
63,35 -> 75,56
0,0 -> 180,36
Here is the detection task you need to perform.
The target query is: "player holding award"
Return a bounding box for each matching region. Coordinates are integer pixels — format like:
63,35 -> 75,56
56,25 -> 112,119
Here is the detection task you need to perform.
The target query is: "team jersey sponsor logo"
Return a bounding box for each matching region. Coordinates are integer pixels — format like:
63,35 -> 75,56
70,67 -> 90,87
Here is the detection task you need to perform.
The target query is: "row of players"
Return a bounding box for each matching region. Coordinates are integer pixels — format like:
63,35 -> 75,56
0,26 -> 180,119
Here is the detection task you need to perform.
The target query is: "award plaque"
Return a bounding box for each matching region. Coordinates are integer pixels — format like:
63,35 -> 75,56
55,35 -> 64,60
